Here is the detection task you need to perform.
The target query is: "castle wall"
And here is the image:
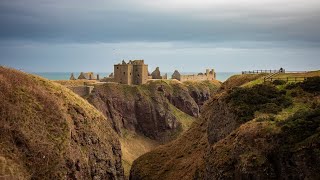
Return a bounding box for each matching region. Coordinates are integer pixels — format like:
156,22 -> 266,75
179,74 -> 215,82
113,60 -> 149,85
173,69 -> 216,82
114,64 -> 134,85
68,86 -> 94,97
133,64 -> 148,85
100,77 -> 115,82
114,65 -> 121,83
141,65 -> 148,84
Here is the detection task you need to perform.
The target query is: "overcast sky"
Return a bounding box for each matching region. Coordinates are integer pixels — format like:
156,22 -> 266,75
0,0 -> 319,72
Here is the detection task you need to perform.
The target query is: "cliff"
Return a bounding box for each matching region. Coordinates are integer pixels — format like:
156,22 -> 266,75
130,74 -> 320,179
0,67 -> 124,179
87,80 -> 220,142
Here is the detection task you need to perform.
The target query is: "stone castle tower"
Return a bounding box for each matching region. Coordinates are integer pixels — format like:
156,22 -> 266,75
114,60 -> 148,85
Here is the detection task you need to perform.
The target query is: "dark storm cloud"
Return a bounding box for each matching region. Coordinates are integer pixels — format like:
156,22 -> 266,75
0,0 -> 320,46
1,0 -> 320,73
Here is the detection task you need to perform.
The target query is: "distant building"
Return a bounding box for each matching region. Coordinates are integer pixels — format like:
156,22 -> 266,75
172,69 -> 216,82
69,72 -> 99,80
69,73 -> 76,80
78,72 -> 98,80
114,60 -> 149,85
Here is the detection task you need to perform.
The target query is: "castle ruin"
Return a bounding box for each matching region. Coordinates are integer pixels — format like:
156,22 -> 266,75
172,69 -> 216,82
114,60 -> 149,85
151,67 -> 167,80
69,60 -> 216,87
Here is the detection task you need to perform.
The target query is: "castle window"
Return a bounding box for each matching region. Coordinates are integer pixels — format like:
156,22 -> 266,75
138,74 -> 140,77
130,73 -> 132,76
117,67 -> 119,69
124,72 -> 125,75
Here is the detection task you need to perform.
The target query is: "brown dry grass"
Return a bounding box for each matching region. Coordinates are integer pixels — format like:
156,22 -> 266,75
206,120 -> 281,178
54,79 -> 98,87
222,73 -> 267,90
120,132 -> 159,178
0,67 -> 123,179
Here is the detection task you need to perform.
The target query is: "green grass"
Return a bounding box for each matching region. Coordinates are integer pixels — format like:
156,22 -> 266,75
120,131 -> 159,177
241,78 -> 265,88
226,84 -> 292,123
274,70 -> 320,78
274,102 -> 310,121
169,104 -> 195,131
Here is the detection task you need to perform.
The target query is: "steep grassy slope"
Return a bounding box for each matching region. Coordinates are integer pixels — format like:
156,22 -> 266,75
206,110 -> 320,179
205,77 -> 320,179
130,74 -> 320,179
222,74 -> 266,90
0,67 -> 124,179
120,133 -> 159,177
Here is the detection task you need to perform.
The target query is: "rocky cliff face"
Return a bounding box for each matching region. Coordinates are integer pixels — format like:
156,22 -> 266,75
0,67 -> 124,180
87,80 -> 220,142
183,80 -> 219,109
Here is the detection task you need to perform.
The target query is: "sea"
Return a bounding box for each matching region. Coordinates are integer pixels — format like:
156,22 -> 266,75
32,72 -> 239,82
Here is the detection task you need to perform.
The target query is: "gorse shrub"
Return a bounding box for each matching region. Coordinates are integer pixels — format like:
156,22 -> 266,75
285,83 -> 300,90
226,84 -> 292,122
259,103 -> 282,114
273,80 -> 286,85
280,109 -> 320,144
300,76 -> 320,93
